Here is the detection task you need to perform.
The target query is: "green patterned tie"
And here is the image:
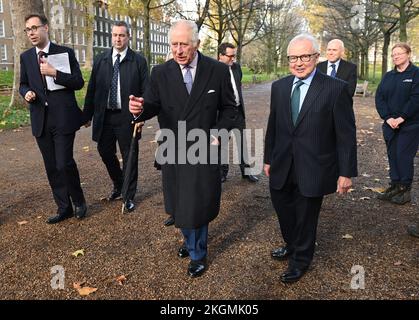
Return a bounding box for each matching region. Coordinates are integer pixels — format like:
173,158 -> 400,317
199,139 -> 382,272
291,80 -> 304,125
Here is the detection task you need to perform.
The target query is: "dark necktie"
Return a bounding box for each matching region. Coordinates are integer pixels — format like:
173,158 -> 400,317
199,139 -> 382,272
291,80 -> 304,125
38,51 -> 47,89
183,65 -> 193,94
330,63 -> 336,77
109,53 -> 121,109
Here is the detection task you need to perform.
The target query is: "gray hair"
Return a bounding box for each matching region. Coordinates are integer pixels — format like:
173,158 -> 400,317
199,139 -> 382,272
328,38 -> 345,50
287,33 -> 320,55
168,20 -> 199,45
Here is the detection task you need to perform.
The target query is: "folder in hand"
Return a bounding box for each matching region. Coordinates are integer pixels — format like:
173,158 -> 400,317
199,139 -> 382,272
45,52 -> 71,91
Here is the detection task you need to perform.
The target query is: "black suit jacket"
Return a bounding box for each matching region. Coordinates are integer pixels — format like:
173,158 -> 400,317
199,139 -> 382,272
230,62 -> 245,118
83,47 -> 149,142
264,71 -> 358,197
19,42 -> 84,137
317,59 -> 357,97
137,52 -> 237,228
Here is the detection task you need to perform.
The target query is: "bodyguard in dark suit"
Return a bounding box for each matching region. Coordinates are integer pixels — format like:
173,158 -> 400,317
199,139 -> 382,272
83,21 -> 149,212
264,34 -> 357,283
317,39 -> 357,97
129,20 -> 237,277
218,43 -> 258,183
19,14 -> 87,224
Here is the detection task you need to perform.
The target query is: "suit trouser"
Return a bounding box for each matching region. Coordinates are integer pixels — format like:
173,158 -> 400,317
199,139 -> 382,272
384,125 -> 419,186
36,109 -> 85,214
181,225 -> 208,261
220,112 -> 249,176
270,164 -> 323,269
97,110 -> 138,200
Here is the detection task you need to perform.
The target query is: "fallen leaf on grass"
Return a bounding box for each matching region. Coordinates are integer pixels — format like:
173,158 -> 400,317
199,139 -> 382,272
342,234 -> 353,239
394,261 -> 402,266
359,197 -> 371,200
116,275 -> 127,285
363,186 -> 386,193
73,282 -> 86,289
77,286 -> 97,296
361,173 -> 371,178
10,148 -> 16,151
72,249 -> 85,257
347,188 -> 355,193
17,220 -> 28,225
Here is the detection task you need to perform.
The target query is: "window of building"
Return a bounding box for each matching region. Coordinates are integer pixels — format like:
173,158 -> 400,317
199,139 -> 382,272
73,0 -> 77,9
1,44 -> 7,61
82,33 -> 85,45
94,34 -> 98,46
75,32 -> 78,45
60,30 -> 64,43
81,17 -> 85,27
104,9 -> 108,19
74,16 -> 77,27
0,20 -> 4,37
75,49 -> 79,61
82,49 -> 86,62
101,35 -> 104,47
0,0 -> 3,13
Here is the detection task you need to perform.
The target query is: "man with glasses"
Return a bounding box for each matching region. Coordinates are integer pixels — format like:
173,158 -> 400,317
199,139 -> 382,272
264,34 -> 357,283
19,14 -> 87,224
317,39 -> 357,97
218,42 -> 259,183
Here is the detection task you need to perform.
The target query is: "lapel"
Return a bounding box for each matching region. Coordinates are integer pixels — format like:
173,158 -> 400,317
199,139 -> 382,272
294,71 -> 324,129
182,52 -> 213,120
336,59 -> 346,78
282,76 -> 295,133
167,59 -> 189,117
318,61 -> 327,74
102,48 -> 114,93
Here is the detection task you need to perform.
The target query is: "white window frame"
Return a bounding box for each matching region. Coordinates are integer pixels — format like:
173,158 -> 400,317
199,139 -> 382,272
0,20 -> 4,37
1,44 -> 7,61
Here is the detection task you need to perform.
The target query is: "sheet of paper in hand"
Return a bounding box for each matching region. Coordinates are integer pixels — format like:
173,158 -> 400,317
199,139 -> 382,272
45,52 -> 71,91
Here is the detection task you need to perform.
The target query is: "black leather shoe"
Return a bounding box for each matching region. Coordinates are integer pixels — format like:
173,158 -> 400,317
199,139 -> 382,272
124,199 -> 135,212
271,247 -> 292,261
178,244 -> 189,258
243,174 -> 259,182
188,258 -> 207,277
47,210 -> 73,224
280,267 -> 308,283
164,215 -> 175,227
75,203 -> 87,219
108,188 -> 122,201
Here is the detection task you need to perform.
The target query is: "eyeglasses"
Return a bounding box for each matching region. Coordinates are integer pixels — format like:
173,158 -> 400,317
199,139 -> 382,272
24,25 -> 45,34
223,54 -> 236,58
391,52 -> 407,58
287,53 -> 318,63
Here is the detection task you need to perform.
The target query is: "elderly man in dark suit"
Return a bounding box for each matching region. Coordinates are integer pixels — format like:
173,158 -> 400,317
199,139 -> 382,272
217,42 -> 258,183
19,14 -> 87,224
82,21 -> 149,212
264,34 -> 357,283
129,20 -> 237,277
317,39 -> 357,97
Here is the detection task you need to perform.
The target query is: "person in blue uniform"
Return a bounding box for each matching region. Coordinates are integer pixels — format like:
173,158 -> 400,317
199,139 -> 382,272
375,43 -> 419,205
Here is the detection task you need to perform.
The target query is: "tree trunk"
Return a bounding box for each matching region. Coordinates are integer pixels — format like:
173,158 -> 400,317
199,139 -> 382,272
143,8 -> 151,71
381,31 -> 390,77
373,41 -> 377,82
399,0 -> 407,42
83,1 -> 95,69
130,17 -> 138,54
8,0 -> 45,110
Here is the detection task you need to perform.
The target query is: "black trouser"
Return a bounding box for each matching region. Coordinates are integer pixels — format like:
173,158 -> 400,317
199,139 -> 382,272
270,164 -> 323,269
97,110 -> 138,200
36,110 -> 85,214
220,112 -> 249,177
384,124 -> 419,186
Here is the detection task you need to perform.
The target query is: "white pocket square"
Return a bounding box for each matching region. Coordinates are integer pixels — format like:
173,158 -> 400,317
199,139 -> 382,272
207,90 -> 215,94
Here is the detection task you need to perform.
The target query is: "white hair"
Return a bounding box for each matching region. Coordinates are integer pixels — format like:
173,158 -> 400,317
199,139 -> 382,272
287,33 -> 320,55
168,20 -> 199,45
328,38 -> 345,50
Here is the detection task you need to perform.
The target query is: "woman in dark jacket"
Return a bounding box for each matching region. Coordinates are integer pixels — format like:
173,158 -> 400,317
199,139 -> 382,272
375,43 -> 419,206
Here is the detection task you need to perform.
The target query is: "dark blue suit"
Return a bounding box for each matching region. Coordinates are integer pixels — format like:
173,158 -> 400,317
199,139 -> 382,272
19,42 -> 85,214
264,70 -> 357,269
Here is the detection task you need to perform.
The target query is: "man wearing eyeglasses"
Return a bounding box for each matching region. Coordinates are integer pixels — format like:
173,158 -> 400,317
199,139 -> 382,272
317,39 -> 357,97
218,42 -> 259,183
19,14 -> 87,224
264,34 -> 357,283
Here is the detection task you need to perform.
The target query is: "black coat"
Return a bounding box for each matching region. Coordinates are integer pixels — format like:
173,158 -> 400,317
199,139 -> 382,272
264,71 -> 358,197
230,62 -> 246,119
19,43 -> 84,137
138,52 -> 237,228
317,59 -> 357,97
83,47 -> 149,142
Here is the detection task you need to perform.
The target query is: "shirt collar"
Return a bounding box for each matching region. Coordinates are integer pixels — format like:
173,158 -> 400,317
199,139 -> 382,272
113,46 -> 128,61
36,41 -> 51,55
328,59 -> 341,70
293,68 -> 316,86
